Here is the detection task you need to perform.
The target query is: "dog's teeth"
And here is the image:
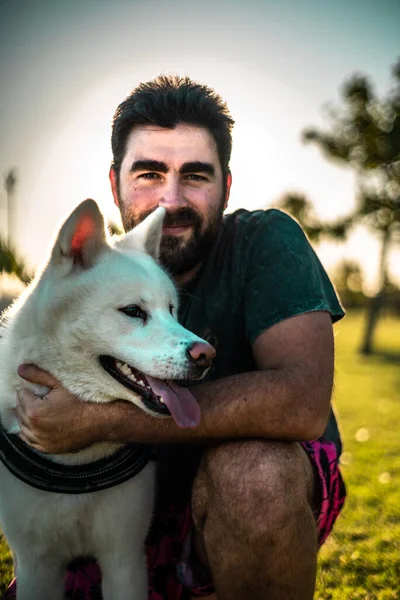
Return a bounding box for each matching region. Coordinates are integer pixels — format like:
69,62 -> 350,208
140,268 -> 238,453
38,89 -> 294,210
120,364 -> 131,376
127,372 -> 137,382
137,380 -> 144,386
116,360 -> 124,368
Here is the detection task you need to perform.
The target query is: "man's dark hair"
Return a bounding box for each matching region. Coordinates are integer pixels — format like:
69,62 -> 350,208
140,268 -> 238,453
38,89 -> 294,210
111,74 -> 235,179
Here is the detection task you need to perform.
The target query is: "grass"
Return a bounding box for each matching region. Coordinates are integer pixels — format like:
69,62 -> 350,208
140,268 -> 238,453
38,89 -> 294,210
0,310 -> 399,598
316,311 -> 400,599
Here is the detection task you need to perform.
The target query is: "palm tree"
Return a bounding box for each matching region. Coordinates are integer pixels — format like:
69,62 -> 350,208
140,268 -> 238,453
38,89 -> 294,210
3,169 -> 17,247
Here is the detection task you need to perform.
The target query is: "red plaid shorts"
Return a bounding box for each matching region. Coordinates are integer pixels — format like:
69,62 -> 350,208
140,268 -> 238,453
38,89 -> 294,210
3,438 -> 346,600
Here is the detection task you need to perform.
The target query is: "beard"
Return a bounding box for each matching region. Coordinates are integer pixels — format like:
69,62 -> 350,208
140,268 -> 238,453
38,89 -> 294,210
119,199 -> 225,276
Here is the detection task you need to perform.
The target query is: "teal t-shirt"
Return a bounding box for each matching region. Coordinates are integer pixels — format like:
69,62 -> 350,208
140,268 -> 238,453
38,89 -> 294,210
178,208 -> 345,453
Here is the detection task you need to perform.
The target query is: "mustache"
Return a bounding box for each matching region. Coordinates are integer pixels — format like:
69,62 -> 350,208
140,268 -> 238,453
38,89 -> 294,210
138,207 -> 202,229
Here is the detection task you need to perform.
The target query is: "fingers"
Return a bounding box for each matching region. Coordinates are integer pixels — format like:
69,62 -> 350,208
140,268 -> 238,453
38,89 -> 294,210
15,385 -> 90,454
18,425 -> 48,453
17,364 -> 60,388
15,388 -> 50,453
15,387 -> 37,431
16,386 -> 41,416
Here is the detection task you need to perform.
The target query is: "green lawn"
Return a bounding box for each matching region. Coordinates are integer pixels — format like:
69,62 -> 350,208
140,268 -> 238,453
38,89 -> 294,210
0,311 -> 399,598
316,311 -> 400,599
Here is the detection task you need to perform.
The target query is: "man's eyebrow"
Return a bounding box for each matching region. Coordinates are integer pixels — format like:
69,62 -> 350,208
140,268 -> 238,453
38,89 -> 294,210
130,160 -> 168,173
180,162 -> 215,176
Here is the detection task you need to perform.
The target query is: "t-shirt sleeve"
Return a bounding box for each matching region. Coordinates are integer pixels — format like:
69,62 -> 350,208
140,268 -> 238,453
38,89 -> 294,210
244,210 -> 345,344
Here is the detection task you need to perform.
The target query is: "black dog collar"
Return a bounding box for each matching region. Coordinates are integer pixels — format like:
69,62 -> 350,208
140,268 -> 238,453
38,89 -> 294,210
0,424 -> 152,494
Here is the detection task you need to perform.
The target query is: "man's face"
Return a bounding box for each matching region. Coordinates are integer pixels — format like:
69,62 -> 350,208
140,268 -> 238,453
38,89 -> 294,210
110,123 -> 231,276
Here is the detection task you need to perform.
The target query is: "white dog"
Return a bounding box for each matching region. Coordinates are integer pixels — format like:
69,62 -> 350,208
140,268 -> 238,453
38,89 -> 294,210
0,199 -> 215,600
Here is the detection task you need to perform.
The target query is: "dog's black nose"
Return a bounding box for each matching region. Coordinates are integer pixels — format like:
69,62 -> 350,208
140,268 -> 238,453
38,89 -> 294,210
187,341 -> 216,368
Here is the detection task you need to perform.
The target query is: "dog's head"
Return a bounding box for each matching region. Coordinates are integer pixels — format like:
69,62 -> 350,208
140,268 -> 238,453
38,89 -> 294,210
16,200 -> 215,428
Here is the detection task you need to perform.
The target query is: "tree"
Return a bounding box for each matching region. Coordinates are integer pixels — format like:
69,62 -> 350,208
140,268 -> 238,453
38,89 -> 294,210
0,238 -> 31,283
332,259 -> 366,309
276,193 -> 322,242
276,192 -> 353,243
1,169 -> 31,284
108,221 -> 123,236
3,168 -> 17,247
302,58 -> 400,354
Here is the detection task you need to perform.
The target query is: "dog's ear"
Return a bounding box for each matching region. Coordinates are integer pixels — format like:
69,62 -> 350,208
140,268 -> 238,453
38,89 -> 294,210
115,207 -> 165,260
51,199 -> 108,269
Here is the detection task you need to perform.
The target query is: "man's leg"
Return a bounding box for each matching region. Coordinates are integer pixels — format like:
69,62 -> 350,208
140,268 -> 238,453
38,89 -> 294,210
191,440 -> 318,600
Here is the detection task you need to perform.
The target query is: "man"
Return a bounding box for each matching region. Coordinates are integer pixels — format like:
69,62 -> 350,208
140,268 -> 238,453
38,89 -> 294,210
8,75 -> 346,600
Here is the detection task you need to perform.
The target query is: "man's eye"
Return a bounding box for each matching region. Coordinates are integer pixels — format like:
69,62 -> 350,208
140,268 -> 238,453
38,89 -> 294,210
185,174 -> 207,182
139,172 -> 159,180
119,305 -> 148,321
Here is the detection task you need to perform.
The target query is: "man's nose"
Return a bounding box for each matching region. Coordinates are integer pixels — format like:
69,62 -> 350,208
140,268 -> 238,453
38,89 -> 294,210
158,178 -> 185,209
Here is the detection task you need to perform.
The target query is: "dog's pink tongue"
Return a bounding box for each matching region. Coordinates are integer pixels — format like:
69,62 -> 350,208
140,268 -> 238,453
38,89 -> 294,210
146,377 -> 201,428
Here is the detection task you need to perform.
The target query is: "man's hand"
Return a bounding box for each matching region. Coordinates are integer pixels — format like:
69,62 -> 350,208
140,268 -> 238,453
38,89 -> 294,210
16,364 -> 111,453
15,364 -> 195,452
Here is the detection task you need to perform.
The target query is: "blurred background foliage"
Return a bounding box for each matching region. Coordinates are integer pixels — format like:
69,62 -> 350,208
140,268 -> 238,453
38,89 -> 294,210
277,57 -> 400,355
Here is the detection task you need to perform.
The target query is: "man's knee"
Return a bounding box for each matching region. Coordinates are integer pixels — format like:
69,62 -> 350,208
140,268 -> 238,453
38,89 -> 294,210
191,440 -> 315,536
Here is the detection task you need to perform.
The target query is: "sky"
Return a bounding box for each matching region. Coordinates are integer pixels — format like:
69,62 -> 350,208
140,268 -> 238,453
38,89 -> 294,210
0,0 -> 399,292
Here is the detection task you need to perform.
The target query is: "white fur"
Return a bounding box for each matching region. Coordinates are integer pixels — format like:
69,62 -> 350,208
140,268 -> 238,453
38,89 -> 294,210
0,200 -> 209,600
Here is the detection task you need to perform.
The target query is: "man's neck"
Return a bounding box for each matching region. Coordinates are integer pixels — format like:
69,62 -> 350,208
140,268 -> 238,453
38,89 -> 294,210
173,262 -> 203,287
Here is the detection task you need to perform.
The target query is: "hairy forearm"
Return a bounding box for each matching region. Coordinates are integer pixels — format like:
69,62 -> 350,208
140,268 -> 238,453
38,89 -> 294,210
104,369 -> 330,445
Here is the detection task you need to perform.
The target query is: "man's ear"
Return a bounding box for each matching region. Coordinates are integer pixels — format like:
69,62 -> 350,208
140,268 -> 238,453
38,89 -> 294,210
114,207 -> 166,261
50,199 -> 108,269
224,173 -> 232,210
109,167 -> 119,208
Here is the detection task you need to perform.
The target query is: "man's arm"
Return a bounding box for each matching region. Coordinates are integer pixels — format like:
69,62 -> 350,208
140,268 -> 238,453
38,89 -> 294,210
16,311 -> 334,453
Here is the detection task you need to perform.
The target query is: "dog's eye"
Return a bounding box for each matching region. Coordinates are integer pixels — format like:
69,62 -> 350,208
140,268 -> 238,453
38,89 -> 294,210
119,305 -> 147,321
